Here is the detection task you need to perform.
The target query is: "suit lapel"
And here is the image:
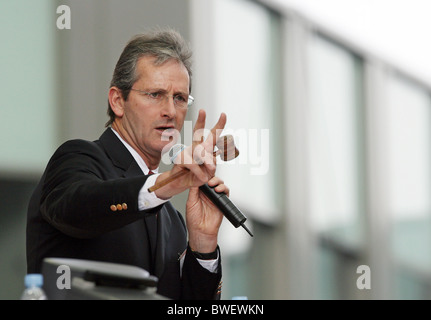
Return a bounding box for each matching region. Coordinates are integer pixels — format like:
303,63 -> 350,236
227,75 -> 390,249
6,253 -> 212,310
98,128 -> 144,177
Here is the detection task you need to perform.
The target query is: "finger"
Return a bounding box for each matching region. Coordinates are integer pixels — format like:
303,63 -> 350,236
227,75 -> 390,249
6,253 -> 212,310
214,184 -> 229,197
207,177 -> 229,196
191,143 -> 217,171
193,109 -> 206,143
208,176 -> 224,187
174,147 -> 210,182
187,164 -> 210,183
192,144 -> 206,165
202,149 -> 217,168
206,112 -> 227,148
172,145 -> 192,165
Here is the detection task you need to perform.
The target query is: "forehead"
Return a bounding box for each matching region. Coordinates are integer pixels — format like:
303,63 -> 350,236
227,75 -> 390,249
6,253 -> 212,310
135,55 -> 190,90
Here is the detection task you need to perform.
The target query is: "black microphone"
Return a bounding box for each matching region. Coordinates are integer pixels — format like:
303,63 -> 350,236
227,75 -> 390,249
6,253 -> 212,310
164,143 -> 253,237
199,183 -> 253,237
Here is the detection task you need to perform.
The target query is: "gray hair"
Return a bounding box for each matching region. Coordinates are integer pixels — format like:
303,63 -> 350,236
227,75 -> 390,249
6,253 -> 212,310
106,27 -> 193,127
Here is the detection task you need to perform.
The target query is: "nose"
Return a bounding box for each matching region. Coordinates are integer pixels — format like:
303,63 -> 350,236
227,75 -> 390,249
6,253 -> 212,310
160,95 -> 176,118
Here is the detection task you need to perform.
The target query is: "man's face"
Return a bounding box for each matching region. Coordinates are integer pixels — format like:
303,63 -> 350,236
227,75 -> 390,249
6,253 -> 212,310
120,55 -> 189,162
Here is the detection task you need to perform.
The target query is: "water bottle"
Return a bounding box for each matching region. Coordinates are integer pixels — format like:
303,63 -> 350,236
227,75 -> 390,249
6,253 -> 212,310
21,274 -> 47,300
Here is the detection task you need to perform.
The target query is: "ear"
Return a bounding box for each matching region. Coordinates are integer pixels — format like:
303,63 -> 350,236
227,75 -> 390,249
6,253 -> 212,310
108,86 -> 125,118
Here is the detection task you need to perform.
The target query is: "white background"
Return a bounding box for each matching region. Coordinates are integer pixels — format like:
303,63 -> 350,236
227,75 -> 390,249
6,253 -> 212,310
269,0 -> 431,86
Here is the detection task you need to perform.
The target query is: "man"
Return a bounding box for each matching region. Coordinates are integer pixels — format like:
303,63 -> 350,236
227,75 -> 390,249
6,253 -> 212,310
26,28 -> 228,300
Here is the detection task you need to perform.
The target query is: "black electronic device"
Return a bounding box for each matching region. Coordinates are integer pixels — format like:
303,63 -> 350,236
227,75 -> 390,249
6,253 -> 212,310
199,183 -> 253,237
41,257 -> 167,300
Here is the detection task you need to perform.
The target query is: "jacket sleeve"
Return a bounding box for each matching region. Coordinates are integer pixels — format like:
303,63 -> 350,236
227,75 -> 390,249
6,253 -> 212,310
39,139 -> 161,239
180,244 -> 222,300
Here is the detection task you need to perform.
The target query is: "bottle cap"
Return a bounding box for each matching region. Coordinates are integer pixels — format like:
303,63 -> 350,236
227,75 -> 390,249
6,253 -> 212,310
24,274 -> 43,288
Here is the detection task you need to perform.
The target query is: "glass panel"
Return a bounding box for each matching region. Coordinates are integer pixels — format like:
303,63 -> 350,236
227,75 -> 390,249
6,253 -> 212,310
307,35 -> 363,299
0,0 -> 57,175
386,76 -> 431,220
308,36 -> 362,233
212,0 -> 281,222
208,0 -> 281,300
385,75 -> 431,299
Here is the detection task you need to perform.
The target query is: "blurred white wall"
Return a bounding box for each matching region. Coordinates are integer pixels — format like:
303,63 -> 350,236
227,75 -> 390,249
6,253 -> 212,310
266,0 -> 431,85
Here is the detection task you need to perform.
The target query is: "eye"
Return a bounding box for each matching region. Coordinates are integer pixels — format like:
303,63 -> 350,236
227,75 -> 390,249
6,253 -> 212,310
173,94 -> 187,103
148,91 -> 162,99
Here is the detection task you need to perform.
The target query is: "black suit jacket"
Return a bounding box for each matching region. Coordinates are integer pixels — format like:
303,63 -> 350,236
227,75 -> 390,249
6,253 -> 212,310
26,128 -> 221,300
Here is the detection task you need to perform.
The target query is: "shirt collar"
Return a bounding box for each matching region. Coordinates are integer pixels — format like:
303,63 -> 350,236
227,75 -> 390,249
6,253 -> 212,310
110,127 -> 158,175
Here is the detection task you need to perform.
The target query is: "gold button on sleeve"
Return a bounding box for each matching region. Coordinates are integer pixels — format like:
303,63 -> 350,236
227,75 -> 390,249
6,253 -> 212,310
116,204 -> 123,211
110,205 -> 117,212
122,203 -> 128,210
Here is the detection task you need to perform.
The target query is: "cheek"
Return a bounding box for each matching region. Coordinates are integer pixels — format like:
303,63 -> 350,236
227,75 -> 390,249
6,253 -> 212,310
175,110 -> 188,128
129,102 -> 153,125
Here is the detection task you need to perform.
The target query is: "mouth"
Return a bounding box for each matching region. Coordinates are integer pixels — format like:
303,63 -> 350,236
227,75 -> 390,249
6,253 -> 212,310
155,125 -> 177,140
155,125 -> 175,133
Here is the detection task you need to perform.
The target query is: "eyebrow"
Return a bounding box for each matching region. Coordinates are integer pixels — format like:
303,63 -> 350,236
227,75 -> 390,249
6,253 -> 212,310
146,87 -> 189,96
